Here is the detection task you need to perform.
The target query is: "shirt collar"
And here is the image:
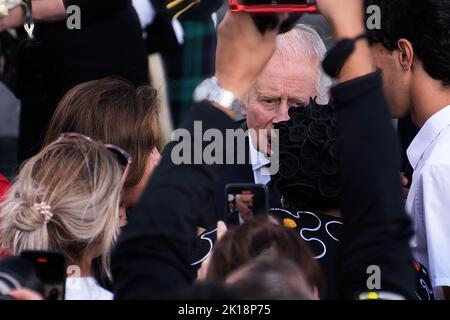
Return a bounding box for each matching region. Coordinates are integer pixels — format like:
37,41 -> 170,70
407,105 -> 450,169
248,133 -> 271,171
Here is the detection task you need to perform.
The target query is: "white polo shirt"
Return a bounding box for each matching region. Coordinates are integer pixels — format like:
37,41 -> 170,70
406,105 -> 450,297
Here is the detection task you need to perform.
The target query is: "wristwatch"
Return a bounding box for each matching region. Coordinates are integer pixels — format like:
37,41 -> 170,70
193,77 -> 242,113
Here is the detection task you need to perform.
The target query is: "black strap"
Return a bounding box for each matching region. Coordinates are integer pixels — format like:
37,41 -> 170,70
322,33 -> 368,79
22,0 -> 33,25
21,0 -> 34,38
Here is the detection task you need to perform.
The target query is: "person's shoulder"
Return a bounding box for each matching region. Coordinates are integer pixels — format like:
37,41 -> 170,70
424,126 -> 450,165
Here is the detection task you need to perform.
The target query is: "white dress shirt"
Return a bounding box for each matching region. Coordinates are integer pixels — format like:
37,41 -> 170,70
406,105 -> 450,297
248,134 -> 271,185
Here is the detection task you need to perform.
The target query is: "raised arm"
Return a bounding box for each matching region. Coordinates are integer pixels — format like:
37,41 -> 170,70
111,12 -> 281,299
317,0 -> 415,299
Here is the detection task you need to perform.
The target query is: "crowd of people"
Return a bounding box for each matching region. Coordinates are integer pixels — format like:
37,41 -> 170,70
0,0 -> 449,301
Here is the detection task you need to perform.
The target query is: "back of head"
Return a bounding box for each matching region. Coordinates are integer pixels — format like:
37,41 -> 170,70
225,251 -> 315,300
207,217 -> 322,291
0,138 -> 123,276
366,0 -> 450,86
274,99 -> 340,211
44,77 -> 160,189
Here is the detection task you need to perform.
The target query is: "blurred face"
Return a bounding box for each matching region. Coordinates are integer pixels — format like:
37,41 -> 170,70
242,53 -> 319,153
371,43 -> 411,119
124,147 -> 161,209
235,193 -> 254,222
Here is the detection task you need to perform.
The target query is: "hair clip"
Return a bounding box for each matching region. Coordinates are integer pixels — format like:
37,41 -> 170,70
33,202 -> 53,222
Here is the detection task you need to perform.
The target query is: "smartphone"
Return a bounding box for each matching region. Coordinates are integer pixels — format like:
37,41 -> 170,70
229,0 -> 318,13
225,183 -> 269,226
20,251 -> 66,300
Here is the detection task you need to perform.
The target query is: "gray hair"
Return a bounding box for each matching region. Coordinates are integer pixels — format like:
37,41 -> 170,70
275,24 -> 331,104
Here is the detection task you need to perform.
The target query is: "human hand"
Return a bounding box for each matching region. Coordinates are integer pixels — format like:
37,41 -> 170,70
8,289 -> 44,300
197,221 -> 228,281
315,0 -> 365,39
215,11 -> 286,101
400,173 -> 410,204
0,5 -> 24,32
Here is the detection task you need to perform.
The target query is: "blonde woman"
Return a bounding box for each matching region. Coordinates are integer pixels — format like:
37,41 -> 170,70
0,134 -> 130,300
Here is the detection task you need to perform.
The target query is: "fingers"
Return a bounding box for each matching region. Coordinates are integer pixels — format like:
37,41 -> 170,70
197,221 -> 227,281
197,227 -> 206,236
8,289 -> 44,300
400,173 -> 409,187
217,221 -> 228,241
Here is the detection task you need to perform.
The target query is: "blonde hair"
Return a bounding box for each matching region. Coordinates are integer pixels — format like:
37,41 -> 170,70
0,137 -> 123,278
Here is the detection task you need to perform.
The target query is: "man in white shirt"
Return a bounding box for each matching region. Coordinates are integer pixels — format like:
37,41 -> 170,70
405,106 -> 450,299
367,0 -> 450,299
242,24 -> 331,185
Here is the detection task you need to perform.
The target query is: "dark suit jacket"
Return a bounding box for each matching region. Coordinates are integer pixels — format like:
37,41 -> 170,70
111,72 -> 415,300
199,121 -> 281,228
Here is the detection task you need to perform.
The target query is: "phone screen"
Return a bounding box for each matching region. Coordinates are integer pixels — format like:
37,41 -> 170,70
20,251 -> 67,300
225,184 -> 269,226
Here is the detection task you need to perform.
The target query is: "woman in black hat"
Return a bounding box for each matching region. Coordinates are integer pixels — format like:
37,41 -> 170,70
270,98 -> 342,299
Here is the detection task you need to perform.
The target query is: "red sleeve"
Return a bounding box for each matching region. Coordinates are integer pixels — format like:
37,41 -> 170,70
0,174 -> 10,201
0,174 -> 11,256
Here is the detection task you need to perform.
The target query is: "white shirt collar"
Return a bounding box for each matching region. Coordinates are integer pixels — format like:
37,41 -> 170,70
248,133 -> 271,171
407,105 -> 450,169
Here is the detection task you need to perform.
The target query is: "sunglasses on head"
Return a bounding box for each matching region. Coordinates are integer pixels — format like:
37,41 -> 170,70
58,132 -> 133,187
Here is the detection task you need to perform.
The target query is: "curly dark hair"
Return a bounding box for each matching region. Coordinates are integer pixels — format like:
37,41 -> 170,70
273,98 -> 340,211
365,0 -> 450,86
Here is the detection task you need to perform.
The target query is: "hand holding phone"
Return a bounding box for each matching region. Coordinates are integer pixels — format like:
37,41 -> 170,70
20,251 -> 66,300
225,183 -> 269,226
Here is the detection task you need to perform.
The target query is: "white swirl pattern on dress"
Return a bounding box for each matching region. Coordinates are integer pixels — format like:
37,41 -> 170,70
269,208 -> 342,260
191,227 -> 218,266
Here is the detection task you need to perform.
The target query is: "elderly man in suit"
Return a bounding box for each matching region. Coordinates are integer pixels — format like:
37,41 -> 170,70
198,24 -> 331,228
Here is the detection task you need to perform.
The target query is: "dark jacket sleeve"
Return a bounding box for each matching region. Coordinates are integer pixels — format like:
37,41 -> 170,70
111,102 -> 236,299
331,72 -> 416,299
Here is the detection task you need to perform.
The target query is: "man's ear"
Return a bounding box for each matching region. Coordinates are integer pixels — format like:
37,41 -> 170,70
396,39 -> 414,72
241,94 -> 249,117
241,104 -> 248,117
